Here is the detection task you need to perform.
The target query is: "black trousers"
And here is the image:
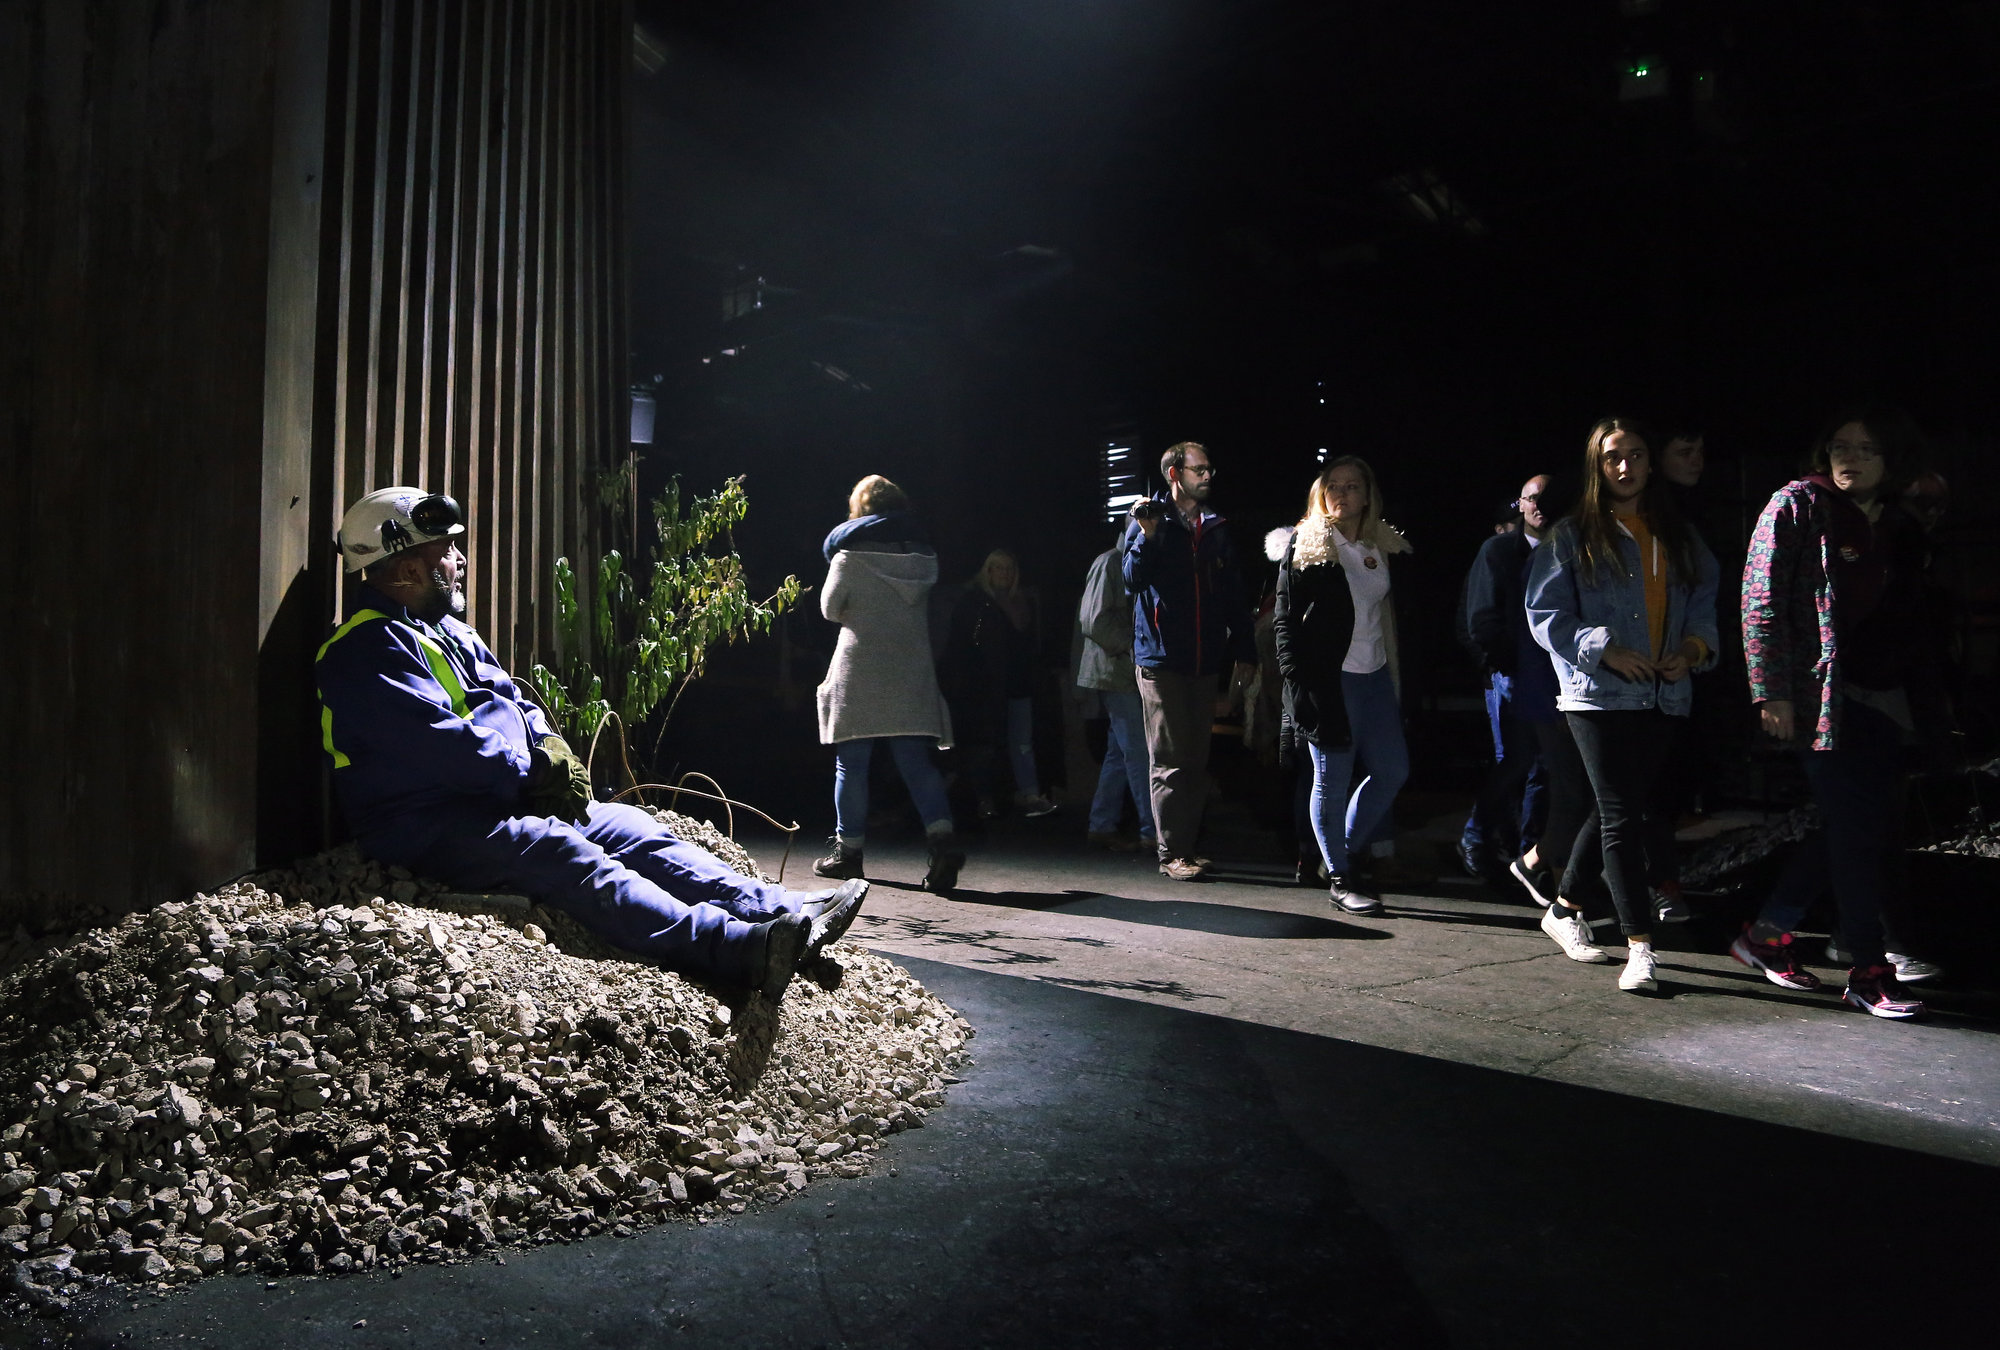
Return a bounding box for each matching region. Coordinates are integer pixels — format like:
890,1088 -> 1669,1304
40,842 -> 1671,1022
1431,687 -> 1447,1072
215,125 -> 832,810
1565,709 -> 1677,937
1530,716 -> 1592,878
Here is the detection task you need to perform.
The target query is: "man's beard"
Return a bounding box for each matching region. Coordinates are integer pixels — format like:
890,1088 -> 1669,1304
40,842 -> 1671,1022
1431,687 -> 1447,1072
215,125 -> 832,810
411,567 -> 467,623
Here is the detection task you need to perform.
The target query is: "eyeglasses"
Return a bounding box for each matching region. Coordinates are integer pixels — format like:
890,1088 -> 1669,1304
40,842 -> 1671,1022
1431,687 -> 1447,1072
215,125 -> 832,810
411,493 -> 464,534
1513,494 -> 1545,508
1827,440 -> 1881,461
1179,464 -> 1217,479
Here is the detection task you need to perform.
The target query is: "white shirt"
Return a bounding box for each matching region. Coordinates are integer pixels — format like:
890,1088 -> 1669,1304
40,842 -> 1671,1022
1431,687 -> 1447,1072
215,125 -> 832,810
1337,533 -> 1391,673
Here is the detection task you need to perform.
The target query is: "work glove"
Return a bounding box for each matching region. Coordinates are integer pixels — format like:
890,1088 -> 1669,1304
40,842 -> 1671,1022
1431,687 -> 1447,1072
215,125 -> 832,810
527,735 -> 595,823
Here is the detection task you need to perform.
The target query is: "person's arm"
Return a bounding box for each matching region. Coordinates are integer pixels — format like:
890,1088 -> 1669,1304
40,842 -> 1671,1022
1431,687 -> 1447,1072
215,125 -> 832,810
1524,528 -> 1610,672
1463,537 -> 1513,674
1742,488 -> 1809,738
1079,555 -> 1133,657
1120,514 -> 1160,592
1741,490 -> 1804,705
318,622 -> 536,800
1272,547 -> 1302,682
820,552 -> 853,623
449,621 -> 560,742
1684,531 -> 1722,673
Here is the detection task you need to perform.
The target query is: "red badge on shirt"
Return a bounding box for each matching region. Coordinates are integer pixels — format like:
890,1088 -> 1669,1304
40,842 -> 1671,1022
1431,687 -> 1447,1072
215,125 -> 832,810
1363,556 -> 1379,569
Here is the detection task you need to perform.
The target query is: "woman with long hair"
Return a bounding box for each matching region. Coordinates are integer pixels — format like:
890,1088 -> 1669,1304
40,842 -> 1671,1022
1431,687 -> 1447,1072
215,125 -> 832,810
814,475 -> 966,893
1273,455 -> 1413,914
946,549 -> 1057,818
1730,407 -> 1938,1018
1525,418 -> 1719,990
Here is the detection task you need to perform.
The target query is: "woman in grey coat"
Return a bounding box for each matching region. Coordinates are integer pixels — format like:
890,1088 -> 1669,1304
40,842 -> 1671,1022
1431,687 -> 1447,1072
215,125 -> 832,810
813,475 -> 965,892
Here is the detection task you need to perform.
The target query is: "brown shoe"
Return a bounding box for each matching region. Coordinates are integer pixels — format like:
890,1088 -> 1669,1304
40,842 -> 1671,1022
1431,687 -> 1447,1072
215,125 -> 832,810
1159,858 -> 1206,881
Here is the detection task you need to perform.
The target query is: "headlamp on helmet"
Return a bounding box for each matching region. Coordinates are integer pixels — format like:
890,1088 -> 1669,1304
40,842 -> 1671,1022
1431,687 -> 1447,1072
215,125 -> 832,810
337,487 -> 465,575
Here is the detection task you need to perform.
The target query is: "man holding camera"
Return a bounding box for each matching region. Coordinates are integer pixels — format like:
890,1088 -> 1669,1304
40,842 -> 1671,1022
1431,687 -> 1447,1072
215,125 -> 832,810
1122,442 -> 1258,880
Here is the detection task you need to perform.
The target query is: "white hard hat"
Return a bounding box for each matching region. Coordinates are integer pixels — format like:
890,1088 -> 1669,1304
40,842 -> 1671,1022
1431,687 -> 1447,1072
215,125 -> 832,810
337,487 -> 465,575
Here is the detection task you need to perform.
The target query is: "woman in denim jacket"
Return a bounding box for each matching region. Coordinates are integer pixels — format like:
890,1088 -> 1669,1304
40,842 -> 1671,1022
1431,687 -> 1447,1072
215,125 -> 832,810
1526,418 -> 1719,992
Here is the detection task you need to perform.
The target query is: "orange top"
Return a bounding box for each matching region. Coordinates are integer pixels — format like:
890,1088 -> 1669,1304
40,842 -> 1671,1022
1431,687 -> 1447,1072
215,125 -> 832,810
1621,514 -> 1711,665
1623,513 -> 1670,659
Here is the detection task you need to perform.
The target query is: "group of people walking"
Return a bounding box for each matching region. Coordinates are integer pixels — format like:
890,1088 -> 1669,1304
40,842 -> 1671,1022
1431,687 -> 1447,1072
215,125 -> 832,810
811,408 -> 1948,1023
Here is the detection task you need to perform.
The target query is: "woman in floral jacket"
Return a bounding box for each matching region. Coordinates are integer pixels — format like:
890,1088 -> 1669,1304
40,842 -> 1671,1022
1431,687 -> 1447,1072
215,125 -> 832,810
1731,407 -> 1933,1019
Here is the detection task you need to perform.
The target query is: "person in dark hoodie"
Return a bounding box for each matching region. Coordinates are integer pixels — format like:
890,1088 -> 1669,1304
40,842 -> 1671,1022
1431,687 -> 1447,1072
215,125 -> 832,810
1122,441 -> 1258,880
1458,474 -> 1556,885
812,475 -> 965,893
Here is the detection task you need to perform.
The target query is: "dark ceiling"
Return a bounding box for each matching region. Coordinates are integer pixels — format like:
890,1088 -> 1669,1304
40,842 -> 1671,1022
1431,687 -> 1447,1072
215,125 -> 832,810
626,0 -> 2000,581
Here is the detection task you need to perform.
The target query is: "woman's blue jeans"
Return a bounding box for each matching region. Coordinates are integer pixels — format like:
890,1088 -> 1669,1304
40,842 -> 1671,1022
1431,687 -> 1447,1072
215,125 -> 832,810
1087,689 -> 1155,838
834,736 -> 953,844
1007,696 -> 1039,795
1308,666 -> 1409,875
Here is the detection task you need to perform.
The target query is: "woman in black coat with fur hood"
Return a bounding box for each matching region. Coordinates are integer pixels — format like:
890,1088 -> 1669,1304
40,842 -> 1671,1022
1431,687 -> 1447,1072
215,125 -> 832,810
1274,456 -> 1415,916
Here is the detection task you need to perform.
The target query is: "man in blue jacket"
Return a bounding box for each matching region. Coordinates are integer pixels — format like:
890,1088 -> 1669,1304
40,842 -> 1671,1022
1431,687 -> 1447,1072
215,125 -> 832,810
1122,442 -> 1257,879
316,487 -> 863,1002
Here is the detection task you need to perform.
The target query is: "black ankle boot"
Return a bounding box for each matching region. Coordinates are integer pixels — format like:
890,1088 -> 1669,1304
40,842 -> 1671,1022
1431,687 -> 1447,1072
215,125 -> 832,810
812,838 -> 865,880
921,833 -> 965,893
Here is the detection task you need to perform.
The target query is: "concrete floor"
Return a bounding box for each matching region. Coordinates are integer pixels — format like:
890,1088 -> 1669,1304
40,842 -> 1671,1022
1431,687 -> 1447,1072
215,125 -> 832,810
11,815 -> 2000,1347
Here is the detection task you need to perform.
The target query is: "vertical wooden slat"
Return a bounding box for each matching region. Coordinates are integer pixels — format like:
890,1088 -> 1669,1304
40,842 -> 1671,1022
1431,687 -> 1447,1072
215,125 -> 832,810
359,0 -> 394,489
315,0 -> 622,666
437,0 -> 477,504
386,0 -> 423,483
469,0 -> 504,642
329,0 -> 364,567
415,0 -> 449,495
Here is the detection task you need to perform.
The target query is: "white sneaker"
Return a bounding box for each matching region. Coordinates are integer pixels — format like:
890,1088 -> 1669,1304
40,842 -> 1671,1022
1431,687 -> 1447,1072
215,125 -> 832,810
1619,941 -> 1658,992
1541,905 -> 1608,963
1887,952 -> 1943,983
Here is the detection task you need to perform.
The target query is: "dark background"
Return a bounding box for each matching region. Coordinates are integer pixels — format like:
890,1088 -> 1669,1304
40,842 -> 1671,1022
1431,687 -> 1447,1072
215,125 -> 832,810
617,0 -> 2000,829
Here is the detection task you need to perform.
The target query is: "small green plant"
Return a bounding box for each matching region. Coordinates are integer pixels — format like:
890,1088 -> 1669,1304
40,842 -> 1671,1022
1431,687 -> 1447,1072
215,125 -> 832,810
530,475 -> 802,753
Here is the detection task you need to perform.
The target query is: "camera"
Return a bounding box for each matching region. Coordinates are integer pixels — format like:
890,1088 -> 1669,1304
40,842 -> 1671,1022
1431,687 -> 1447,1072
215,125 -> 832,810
1129,499 -> 1164,522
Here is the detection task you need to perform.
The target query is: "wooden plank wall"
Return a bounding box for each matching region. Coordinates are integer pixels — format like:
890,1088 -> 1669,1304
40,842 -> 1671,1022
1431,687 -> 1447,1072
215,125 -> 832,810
1,0 -> 631,926
318,0 -> 629,669
1,1 -> 284,923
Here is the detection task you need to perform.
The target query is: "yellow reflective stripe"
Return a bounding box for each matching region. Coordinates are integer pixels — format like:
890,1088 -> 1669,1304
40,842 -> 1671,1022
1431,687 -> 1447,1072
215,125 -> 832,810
315,608 -> 391,663
317,609 -> 391,769
315,607 -> 472,765
410,632 -> 471,717
321,701 -> 349,769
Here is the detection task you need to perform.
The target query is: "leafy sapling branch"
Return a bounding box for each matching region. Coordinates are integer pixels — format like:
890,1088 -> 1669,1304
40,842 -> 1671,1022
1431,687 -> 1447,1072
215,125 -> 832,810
530,476 -> 802,759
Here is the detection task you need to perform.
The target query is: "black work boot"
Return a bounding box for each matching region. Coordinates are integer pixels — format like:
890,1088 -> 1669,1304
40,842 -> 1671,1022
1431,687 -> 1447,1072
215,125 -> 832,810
748,912 -> 811,1003
804,878 -> 869,957
921,833 -> 966,894
812,837 -> 865,880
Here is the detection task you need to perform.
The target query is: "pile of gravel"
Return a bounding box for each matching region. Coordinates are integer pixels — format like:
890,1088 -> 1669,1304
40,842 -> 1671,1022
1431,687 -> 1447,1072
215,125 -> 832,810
1680,804 -> 1820,890
0,819 -> 971,1312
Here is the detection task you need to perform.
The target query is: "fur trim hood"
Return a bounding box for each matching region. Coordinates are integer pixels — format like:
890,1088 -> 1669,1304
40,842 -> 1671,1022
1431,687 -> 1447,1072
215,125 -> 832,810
1286,515 -> 1414,569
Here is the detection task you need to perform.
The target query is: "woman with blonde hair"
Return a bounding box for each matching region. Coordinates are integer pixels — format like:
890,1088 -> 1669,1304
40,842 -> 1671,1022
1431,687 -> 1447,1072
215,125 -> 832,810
945,549 -> 1056,817
1273,455 -> 1414,913
814,474 -> 965,892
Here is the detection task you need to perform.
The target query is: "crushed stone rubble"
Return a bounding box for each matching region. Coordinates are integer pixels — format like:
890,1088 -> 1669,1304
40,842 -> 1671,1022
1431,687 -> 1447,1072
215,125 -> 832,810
1679,803 -> 1819,890
0,812 -> 971,1312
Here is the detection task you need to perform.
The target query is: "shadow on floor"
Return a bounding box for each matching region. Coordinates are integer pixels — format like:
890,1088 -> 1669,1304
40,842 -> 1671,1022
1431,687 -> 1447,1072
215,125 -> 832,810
945,887 -> 1395,940
54,955 -> 2000,1350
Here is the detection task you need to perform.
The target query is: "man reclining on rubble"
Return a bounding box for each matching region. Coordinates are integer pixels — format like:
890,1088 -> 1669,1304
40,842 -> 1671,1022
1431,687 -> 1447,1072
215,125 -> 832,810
315,487 -> 864,1002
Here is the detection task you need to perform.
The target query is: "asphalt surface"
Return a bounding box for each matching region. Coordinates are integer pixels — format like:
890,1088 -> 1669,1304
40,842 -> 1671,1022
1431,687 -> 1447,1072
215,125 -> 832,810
9,818 -> 2000,1348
